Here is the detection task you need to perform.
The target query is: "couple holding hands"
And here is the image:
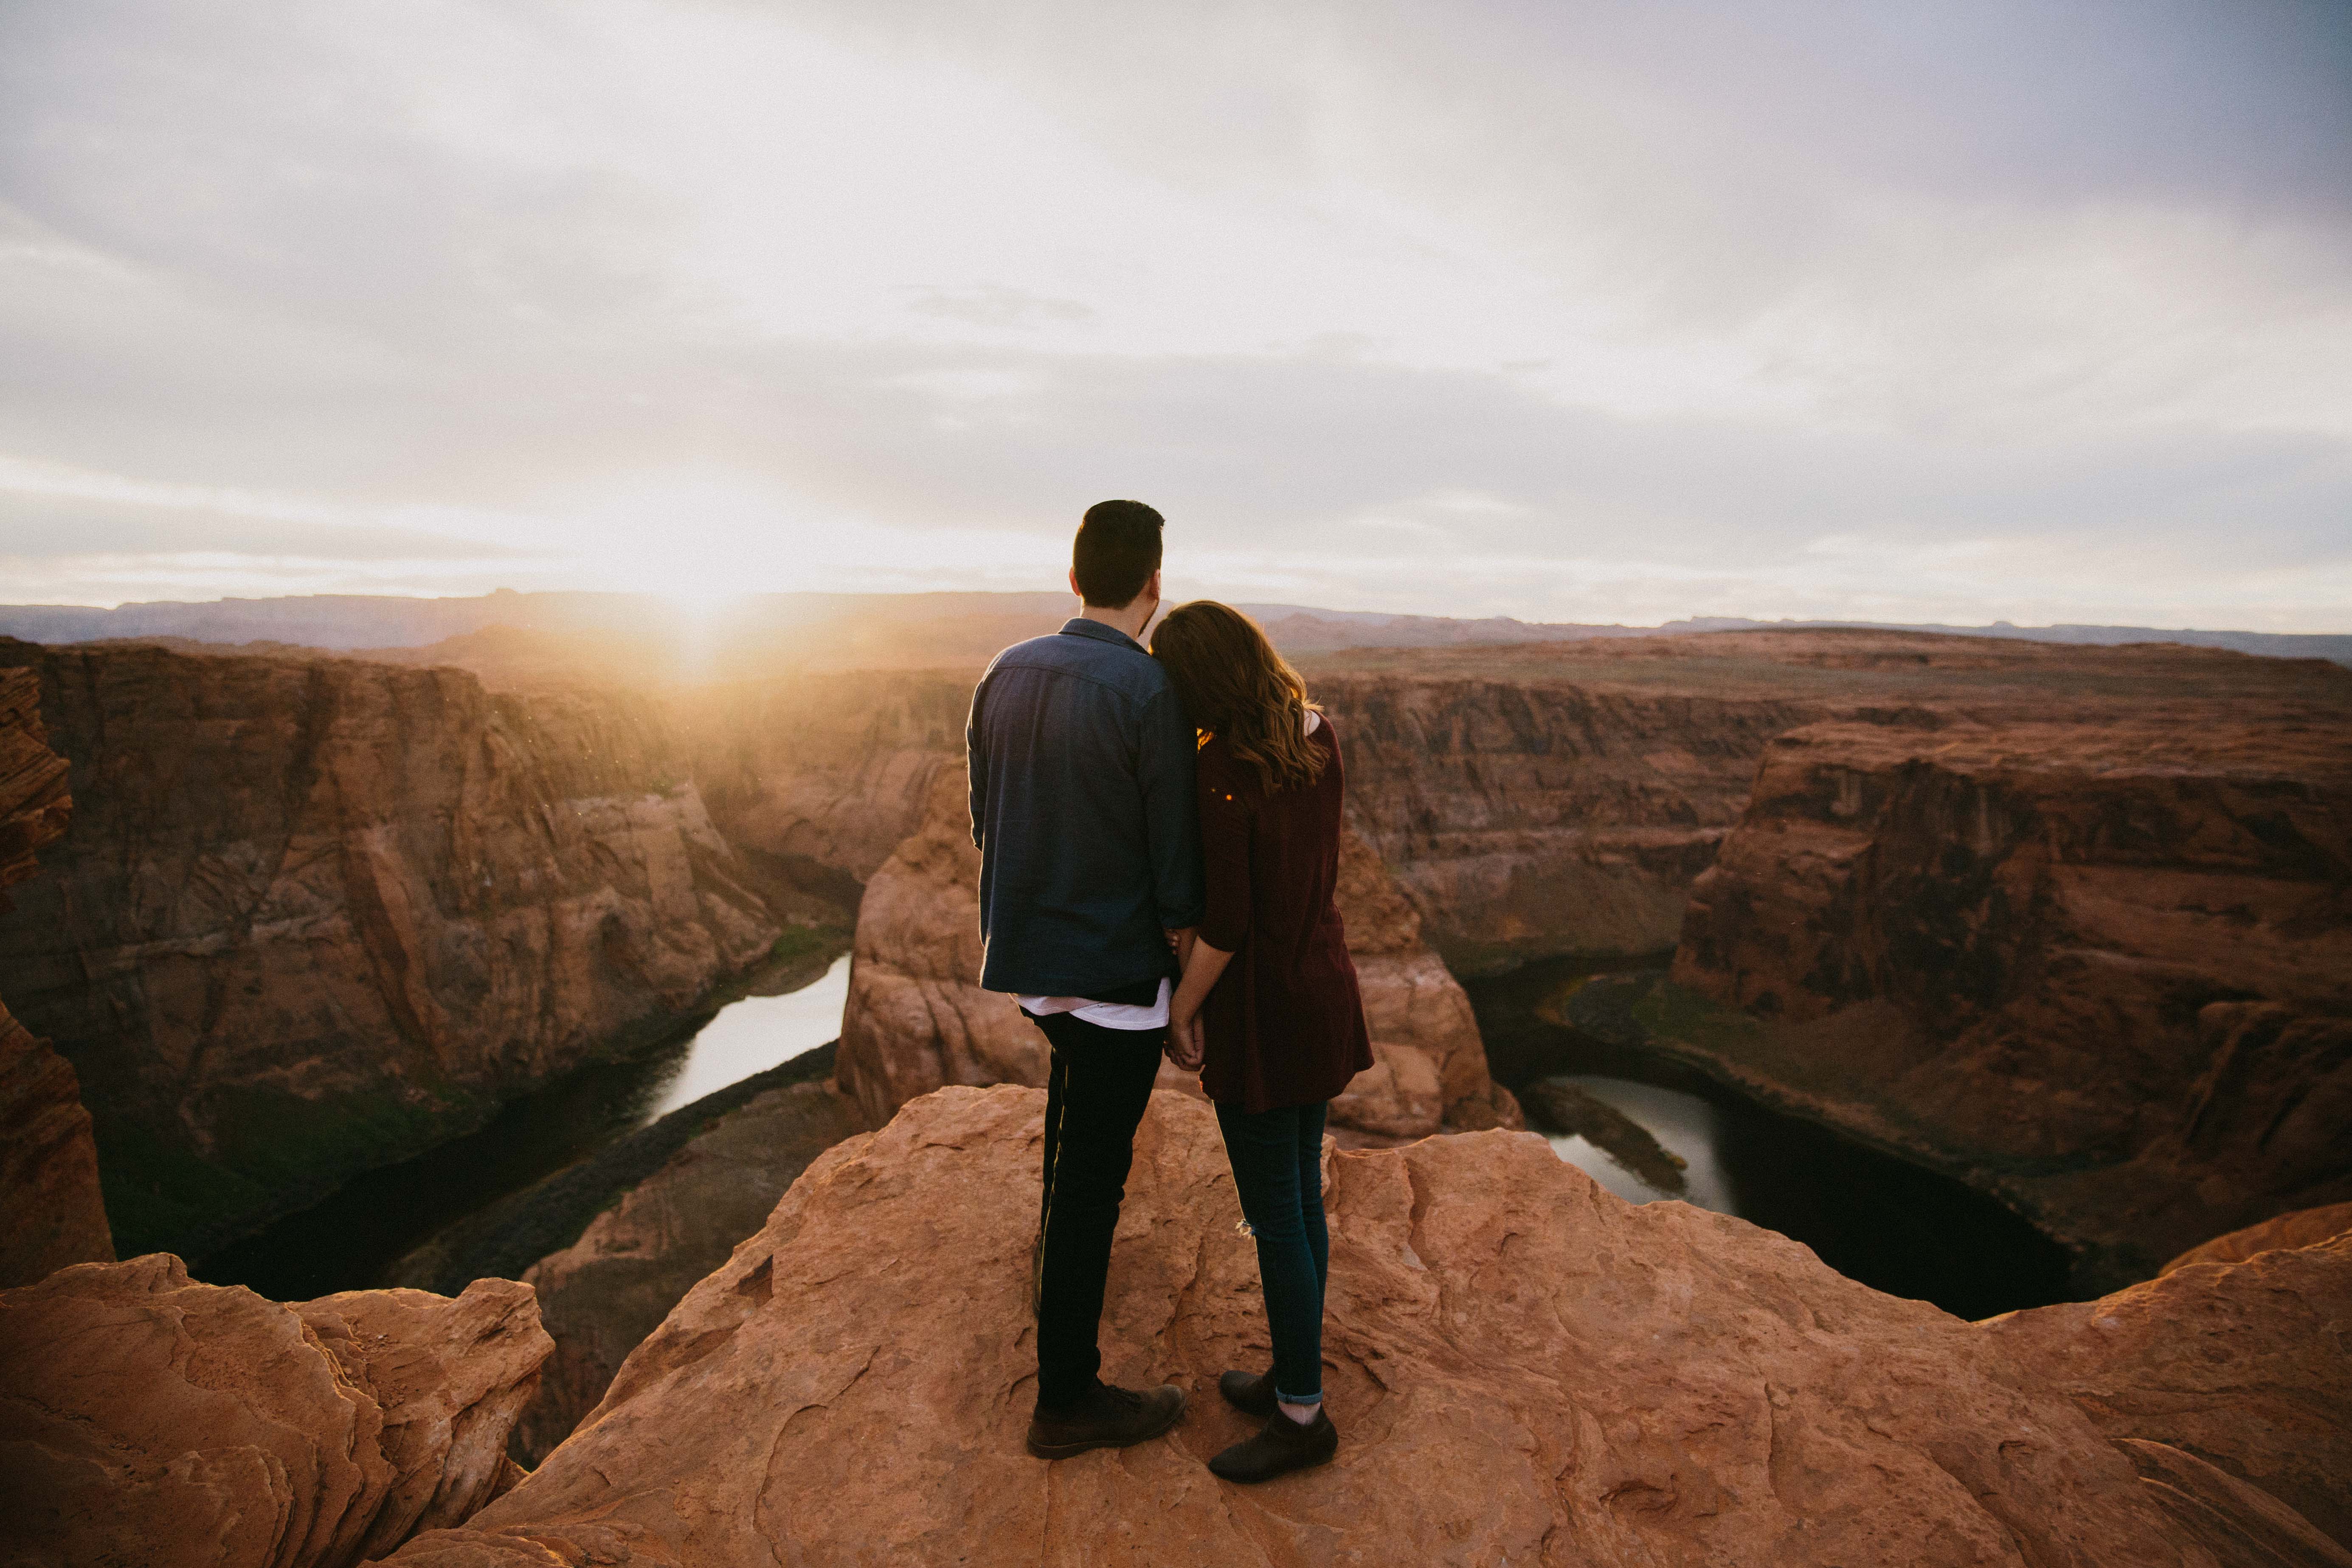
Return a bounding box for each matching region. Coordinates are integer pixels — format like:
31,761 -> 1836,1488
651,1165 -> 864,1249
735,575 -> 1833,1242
968,498 -> 1372,1484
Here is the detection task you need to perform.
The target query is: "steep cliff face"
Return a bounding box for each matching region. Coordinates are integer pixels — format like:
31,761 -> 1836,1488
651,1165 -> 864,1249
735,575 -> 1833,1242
1308,631 -> 2352,974
833,766 -> 1520,1139
0,640 -> 782,1260
1661,712 -> 2352,1288
0,1254 -> 549,1568
385,1086 -> 2350,1567
673,671 -> 970,908
0,667 -> 111,1286
1311,672 -> 1815,971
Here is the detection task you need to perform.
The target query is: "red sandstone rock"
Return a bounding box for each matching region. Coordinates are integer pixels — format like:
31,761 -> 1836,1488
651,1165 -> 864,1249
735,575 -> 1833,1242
2163,1202 -> 2352,1274
834,767 -> 1519,1138
0,1253 -> 550,1568
1987,1232 -> 2352,1552
0,666 -> 110,1286
385,1085 -> 2241,1566
1663,710 -> 2352,1287
514,1080 -> 869,1464
0,640 -> 783,1261
1307,631 -> 2352,971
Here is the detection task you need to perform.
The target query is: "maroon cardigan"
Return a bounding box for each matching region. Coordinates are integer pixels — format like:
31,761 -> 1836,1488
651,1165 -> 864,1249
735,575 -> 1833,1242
1195,717 -> 1374,1113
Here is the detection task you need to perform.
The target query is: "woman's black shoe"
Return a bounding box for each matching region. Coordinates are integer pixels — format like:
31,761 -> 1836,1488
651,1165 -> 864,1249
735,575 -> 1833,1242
1207,1406 -> 1338,1483
1218,1368 -> 1278,1419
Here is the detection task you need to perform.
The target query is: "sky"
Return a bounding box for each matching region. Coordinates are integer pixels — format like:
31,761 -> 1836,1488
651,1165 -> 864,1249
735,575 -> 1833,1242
3,0 -> 2349,628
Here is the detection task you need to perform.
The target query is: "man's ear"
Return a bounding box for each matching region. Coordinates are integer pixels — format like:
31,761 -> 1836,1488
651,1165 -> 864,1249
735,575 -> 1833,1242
1145,568 -> 1162,605
1069,567 -> 1083,600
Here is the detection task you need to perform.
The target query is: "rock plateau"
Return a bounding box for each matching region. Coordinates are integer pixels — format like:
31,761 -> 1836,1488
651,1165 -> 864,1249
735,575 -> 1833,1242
388,1085 -> 2351,1567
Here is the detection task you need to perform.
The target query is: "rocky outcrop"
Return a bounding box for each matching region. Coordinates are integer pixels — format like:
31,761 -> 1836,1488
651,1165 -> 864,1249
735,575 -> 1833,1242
385,1084 -> 2342,1566
0,1253 -> 550,1568
513,1079 -> 868,1464
834,767 -> 1520,1139
2164,1202 -> 2352,1274
0,666 -> 111,1286
1655,712 -> 2352,1289
1988,1231 -> 2352,1554
0,640 -> 782,1260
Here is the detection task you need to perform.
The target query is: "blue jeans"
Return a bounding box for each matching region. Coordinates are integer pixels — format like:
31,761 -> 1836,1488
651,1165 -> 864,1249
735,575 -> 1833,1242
1215,1100 -> 1330,1405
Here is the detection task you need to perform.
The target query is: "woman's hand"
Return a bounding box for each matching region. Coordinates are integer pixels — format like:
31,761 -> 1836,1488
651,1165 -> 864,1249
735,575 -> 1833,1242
1164,1008 -> 1205,1072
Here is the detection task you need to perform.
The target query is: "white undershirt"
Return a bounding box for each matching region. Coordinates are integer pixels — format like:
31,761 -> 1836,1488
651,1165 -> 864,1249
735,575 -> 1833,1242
1013,711 -> 1321,1032
1018,976 -> 1171,1030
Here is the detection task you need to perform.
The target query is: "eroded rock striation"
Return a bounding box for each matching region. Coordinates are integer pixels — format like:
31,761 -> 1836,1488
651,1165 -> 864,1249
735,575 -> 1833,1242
0,640 -> 782,1258
1656,710 -> 2352,1288
0,665 -> 110,1286
513,1079 -> 868,1464
1308,631 -> 2352,973
2163,1202 -> 2352,1275
0,1253 -> 550,1568
833,767 -> 1519,1139
385,1084 -> 2346,1566
1989,1231 -> 2352,1555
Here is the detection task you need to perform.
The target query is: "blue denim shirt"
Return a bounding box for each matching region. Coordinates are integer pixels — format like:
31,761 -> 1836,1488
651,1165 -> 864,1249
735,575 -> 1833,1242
967,618 -> 1207,997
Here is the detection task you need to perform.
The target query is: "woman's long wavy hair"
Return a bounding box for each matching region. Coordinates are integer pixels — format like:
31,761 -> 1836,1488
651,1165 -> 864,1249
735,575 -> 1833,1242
1150,600 -> 1327,795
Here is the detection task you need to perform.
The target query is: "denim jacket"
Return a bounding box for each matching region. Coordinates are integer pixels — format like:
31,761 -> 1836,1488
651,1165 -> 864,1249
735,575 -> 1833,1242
967,618 -> 1207,996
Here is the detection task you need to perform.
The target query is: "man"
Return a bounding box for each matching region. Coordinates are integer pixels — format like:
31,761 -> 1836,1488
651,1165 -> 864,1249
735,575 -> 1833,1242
968,498 -> 1205,1460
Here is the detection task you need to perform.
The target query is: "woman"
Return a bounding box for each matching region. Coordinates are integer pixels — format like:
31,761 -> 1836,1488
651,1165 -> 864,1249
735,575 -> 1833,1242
1151,600 -> 1373,1484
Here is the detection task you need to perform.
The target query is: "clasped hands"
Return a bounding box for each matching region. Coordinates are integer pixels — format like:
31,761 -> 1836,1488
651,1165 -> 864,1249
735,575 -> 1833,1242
1162,926 -> 1206,1072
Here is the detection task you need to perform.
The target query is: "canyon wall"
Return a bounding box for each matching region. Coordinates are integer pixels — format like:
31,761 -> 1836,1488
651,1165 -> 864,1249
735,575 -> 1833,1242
0,1254 -> 549,1568
0,640 -> 782,1261
672,671 -> 970,917
1661,711 -> 2352,1289
833,766 -> 1520,1140
385,1085 -> 2352,1566
0,667 -> 112,1286
1311,672 -> 1815,971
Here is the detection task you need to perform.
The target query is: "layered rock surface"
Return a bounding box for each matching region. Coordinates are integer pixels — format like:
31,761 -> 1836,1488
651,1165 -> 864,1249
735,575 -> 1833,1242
1655,706 -> 2352,1288
2164,1202 -> 2352,1274
388,1085 -> 2347,1567
0,640 -> 782,1259
514,1079 -> 868,1463
1989,1231 -> 2352,1554
1304,631 -> 2352,971
0,665 -> 110,1286
833,766 -> 1520,1139
0,1253 -> 550,1568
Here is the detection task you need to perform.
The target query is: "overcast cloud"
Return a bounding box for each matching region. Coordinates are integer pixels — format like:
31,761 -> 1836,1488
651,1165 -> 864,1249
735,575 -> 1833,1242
3,0 -> 2348,626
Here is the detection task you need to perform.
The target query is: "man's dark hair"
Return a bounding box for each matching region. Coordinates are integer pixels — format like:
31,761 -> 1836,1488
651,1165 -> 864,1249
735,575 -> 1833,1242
1072,499 -> 1164,607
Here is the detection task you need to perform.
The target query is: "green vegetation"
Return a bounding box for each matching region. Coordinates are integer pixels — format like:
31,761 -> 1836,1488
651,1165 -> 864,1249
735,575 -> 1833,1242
96,1078 -> 491,1260
768,922 -> 851,967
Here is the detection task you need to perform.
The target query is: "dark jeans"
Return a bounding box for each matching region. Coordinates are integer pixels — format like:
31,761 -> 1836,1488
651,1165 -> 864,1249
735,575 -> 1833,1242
1214,1099 -> 1329,1405
1033,1010 -> 1165,1410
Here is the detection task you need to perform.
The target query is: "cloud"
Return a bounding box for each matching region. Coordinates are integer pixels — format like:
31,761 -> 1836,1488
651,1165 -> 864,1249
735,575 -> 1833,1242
0,0 -> 2346,626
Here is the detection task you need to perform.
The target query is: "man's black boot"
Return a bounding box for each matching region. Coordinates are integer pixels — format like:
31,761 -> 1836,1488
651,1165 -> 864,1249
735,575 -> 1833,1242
1208,1405 -> 1338,1483
1218,1368 -> 1278,1419
1025,1382 -> 1187,1459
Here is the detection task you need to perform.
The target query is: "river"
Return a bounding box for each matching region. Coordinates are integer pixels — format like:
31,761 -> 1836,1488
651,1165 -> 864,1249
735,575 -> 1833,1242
1461,956 -> 2076,1320
196,954 -> 853,1300
204,946 -> 2073,1320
